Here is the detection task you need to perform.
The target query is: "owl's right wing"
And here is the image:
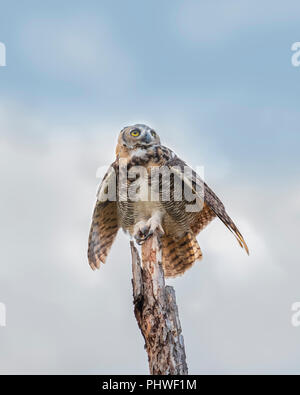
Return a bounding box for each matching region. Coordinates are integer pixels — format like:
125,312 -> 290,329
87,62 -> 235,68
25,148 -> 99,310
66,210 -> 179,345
88,162 -> 119,270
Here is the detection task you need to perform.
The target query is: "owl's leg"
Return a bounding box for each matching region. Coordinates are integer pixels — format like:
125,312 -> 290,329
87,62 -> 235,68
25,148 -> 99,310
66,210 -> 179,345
133,220 -> 150,245
134,212 -> 164,245
146,211 -> 164,237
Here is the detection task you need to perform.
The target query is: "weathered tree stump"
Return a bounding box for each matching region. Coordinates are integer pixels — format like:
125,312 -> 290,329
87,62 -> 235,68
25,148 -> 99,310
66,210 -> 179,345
130,235 -> 188,375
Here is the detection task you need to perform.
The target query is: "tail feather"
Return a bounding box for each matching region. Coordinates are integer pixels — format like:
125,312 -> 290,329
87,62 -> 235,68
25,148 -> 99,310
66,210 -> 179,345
162,233 -> 202,278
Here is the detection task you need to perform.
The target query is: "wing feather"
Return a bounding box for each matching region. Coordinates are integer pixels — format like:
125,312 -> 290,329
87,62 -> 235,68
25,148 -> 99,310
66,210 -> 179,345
164,148 -> 249,255
88,163 -> 119,270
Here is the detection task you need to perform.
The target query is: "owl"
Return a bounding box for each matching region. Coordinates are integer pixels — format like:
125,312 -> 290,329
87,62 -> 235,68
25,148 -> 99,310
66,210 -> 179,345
88,124 -> 249,278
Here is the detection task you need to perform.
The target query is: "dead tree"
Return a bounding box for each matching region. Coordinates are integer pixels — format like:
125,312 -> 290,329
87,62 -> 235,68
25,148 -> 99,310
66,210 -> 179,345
130,235 -> 188,375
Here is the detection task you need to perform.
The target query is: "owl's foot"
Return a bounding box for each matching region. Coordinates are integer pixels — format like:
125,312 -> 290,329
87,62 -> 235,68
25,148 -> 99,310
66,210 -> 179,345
133,213 -> 164,245
146,214 -> 165,238
133,220 -> 150,245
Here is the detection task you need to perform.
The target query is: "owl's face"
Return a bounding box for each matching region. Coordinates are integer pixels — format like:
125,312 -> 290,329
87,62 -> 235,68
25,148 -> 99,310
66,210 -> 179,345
119,124 -> 161,149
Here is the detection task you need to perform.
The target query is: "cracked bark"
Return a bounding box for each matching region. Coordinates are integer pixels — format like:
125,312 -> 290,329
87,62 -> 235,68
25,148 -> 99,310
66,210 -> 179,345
130,236 -> 188,375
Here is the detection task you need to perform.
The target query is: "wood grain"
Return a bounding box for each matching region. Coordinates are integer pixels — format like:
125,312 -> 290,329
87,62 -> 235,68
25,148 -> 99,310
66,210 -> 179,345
130,236 -> 188,375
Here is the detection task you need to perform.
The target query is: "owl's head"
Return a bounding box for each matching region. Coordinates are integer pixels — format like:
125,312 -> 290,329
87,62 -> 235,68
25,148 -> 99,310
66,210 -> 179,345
118,124 -> 161,150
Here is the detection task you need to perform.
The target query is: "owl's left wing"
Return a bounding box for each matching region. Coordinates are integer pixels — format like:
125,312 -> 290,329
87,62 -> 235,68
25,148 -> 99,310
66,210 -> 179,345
88,162 -> 119,270
163,147 -> 249,255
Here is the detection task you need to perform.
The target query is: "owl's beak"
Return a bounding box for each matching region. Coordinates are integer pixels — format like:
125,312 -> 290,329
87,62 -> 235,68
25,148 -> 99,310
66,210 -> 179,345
142,132 -> 151,144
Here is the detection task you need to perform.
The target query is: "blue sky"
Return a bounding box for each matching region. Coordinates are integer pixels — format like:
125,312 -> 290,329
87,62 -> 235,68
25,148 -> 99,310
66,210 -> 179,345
0,0 -> 300,374
1,0 -> 300,180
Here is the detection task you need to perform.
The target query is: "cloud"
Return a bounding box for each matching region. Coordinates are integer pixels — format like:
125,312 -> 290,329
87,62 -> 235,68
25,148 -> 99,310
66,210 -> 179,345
0,102 -> 299,374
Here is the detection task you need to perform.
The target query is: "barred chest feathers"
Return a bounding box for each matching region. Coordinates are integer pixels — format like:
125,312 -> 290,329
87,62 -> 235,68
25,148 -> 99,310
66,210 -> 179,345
117,145 -> 164,233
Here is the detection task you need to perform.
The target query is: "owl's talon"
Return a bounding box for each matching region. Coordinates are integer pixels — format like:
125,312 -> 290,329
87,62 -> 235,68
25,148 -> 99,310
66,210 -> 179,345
134,227 -> 151,245
133,222 -> 148,245
133,212 -> 164,245
146,213 -> 165,238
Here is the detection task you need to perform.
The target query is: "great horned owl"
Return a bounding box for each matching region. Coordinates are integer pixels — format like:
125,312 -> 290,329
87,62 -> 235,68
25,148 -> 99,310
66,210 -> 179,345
88,124 -> 249,278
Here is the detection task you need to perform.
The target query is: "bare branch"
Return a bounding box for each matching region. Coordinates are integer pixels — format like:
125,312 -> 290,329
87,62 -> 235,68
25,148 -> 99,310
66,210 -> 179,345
131,236 -> 188,375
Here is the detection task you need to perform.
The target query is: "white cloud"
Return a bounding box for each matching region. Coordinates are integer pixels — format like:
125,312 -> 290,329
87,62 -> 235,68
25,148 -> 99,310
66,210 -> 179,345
0,102 -> 299,373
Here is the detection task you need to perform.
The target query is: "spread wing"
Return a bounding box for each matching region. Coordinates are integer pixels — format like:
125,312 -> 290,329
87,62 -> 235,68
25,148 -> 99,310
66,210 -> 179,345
88,162 -> 119,270
163,148 -> 249,255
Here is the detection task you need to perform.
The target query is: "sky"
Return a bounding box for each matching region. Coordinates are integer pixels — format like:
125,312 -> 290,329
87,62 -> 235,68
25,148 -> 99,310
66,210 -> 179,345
0,0 -> 300,374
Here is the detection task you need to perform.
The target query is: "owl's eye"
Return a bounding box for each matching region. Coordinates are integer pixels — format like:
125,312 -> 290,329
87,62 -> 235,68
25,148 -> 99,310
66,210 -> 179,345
130,129 -> 141,137
150,130 -> 156,137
